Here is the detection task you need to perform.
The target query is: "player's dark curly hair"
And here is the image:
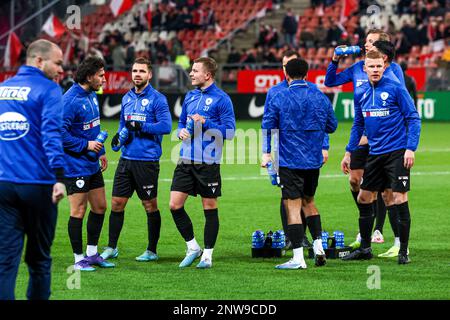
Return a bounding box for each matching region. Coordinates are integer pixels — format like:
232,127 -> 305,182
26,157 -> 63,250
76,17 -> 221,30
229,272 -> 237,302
285,58 -> 309,79
373,40 -> 396,63
75,56 -> 105,84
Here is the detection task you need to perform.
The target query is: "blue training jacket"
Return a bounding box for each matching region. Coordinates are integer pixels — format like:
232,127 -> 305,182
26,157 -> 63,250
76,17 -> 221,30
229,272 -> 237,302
178,82 -> 236,164
346,75 -> 421,155
118,84 -> 172,161
0,66 -> 65,184
62,83 -> 105,177
265,79 -> 330,151
324,60 -> 405,89
262,80 -> 338,169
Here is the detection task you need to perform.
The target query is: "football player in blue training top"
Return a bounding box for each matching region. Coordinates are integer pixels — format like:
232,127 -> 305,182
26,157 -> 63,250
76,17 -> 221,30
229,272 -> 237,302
0,39 -> 66,300
325,29 -> 406,257
169,57 -> 236,269
264,49 -> 330,250
262,58 -> 338,270
101,57 -> 172,262
341,50 -> 421,264
62,57 -> 113,271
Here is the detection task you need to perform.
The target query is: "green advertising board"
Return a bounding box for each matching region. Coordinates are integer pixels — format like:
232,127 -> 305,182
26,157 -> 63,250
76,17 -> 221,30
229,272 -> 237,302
333,92 -> 450,121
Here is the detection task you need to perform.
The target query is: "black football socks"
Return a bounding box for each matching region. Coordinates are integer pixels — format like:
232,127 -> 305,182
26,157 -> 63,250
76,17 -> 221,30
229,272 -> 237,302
396,202 -> 411,254
146,210 -> 161,253
358,202 -> 375,249
171,207 -> 194,242
374,195 -> 386,233
204,209 -> 219,249
108,210 -> 124,249
87,210 -> 105,247
68,216 -> 83,254
287,224 -> 305,249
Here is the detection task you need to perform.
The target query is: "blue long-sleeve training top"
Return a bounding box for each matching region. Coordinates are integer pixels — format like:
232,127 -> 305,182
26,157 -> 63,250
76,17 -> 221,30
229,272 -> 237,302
118,84 -> 172,161
346,75 -> 421,155
264,79 -> 330,151
0,65 -> 65,184
262,80 -> 338,169
62,83 -> 105,177
178,82 -> 236,164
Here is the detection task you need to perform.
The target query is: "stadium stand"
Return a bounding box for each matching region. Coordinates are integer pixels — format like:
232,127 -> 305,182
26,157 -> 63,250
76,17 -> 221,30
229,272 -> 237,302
0,0 -> 448,89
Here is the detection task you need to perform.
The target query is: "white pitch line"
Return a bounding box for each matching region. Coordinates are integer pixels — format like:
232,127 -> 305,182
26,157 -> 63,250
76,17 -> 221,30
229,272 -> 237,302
103,171 -> 450,183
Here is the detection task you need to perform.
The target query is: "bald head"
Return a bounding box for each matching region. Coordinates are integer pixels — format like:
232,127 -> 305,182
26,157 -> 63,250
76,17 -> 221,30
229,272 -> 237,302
26,39 -> 63,81
27,39 -> 58,61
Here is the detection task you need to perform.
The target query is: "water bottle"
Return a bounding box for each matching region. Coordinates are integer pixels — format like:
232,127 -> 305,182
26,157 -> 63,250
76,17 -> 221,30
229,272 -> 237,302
321,231 -> 329,250
338,231 -> 345,248
266,161 -> 279,186
334,46 -> 361,56
333,230 -> 345,248
252,230 -> 265,249
87,130 -> 107,159
112,127 -> 129,152
186,116 -> 194,136
272,230 -> 286,248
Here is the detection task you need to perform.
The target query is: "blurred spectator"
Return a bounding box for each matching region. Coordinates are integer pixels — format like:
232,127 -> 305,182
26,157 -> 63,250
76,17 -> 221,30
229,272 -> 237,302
152,9 -> 163,32
401,20 -> 420,46
170,34 -> 184,61
60,69 -> 75,93
125,40 -> 136,67
282,8 -> 298,46
262,46 -> 279,63
175,50 -> 191,70
178,6 -> 193,30
299,26 -> 316,48
226,46 -> 241,64
337,32 -> 352,46
166,9 -> 179,31
435,20 -> 449,40
111,38 -> 126,70
314,21 -> 329,47
394,32 -> 412,55
327,21 -> 343,47
241,48 -> 257,64
203,6 -> 216,30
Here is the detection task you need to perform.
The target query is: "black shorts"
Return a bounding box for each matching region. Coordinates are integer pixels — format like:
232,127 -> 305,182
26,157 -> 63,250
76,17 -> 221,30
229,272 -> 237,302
170,161 -> 221,198
279,167 -> 320,199
112,158 -> 159,200
350,145 -> 369,170
361,149 -> 410,193
65,169 -> 105,195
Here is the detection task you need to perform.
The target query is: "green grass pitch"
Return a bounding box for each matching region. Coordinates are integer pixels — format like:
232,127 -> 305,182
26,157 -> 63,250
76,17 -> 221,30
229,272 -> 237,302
14,121 -> 450,300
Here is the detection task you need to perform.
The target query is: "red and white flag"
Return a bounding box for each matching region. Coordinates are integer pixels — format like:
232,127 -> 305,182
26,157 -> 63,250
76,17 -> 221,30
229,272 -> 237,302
63,37 -> 75,65
4,31 -> 23,68
110,0 -> 134,17
340,0 -> 358,23
42,14 -> 66,38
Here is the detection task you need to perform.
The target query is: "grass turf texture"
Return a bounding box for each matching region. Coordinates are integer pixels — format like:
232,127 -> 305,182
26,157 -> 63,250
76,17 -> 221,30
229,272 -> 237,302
14,121 -> 450,300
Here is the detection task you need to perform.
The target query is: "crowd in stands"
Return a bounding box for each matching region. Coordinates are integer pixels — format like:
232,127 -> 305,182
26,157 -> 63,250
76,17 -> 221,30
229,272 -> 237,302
2,0 -> 448,82
227,0 -> 449,70
61,0 -> 216,71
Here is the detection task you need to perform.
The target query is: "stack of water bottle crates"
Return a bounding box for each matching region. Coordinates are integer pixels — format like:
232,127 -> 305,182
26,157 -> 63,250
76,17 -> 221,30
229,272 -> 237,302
251,230 -> 286,258
307,230 -> 353,259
